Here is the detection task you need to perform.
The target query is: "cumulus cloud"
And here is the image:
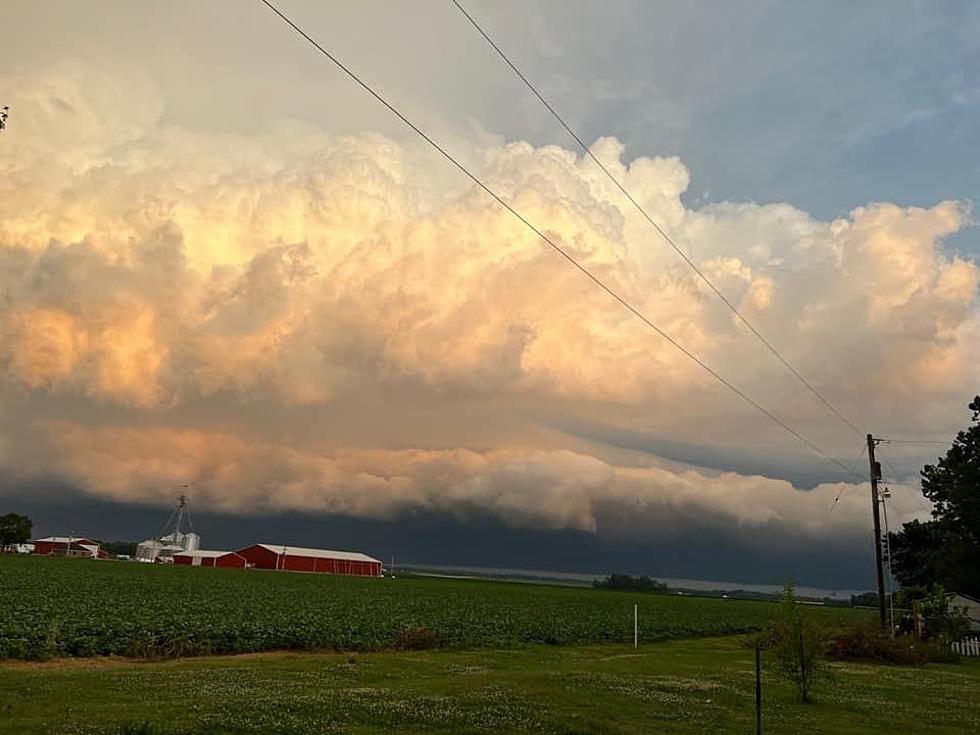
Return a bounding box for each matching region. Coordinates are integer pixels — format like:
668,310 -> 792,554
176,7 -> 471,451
0,65 -> 975,538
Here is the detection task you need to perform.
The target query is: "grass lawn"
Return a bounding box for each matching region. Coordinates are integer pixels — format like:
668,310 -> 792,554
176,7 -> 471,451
2,636 -> 978,734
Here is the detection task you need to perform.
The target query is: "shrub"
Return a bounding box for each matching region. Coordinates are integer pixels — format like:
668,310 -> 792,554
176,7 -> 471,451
829,620 -> 960,665
392,626 -> 439,651
764,583 -> 829,702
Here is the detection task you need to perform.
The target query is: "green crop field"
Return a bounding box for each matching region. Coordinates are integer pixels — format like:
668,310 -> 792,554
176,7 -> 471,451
0,555 -> 863,660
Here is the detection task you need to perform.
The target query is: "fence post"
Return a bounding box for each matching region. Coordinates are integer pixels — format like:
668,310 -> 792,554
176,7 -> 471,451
755,644 -> 762,735
951,638 -> 980,657
633,604 -> 638,650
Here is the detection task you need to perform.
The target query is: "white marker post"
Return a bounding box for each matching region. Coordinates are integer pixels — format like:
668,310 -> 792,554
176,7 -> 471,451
634,604 -> 638,649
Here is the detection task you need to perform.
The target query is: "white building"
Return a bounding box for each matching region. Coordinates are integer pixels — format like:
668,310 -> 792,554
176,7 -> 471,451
951,593 -> 980,632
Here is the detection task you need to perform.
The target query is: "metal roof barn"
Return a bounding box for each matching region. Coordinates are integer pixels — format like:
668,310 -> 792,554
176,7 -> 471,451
32,537 -> 105,559
237,544 -> 382,577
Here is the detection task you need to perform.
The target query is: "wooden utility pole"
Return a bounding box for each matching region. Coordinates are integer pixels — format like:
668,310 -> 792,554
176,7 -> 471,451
866,434 -> 887,630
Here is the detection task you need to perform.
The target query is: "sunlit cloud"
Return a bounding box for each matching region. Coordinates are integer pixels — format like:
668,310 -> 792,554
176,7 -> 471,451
0,65 -> 975,536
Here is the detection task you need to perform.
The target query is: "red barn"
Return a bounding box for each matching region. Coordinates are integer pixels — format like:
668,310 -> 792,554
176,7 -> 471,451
172,550 -> 247,569
32,536 -> 106,559
237,544 -> 382,577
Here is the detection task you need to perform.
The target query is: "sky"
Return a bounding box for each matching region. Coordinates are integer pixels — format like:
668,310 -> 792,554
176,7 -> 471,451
1,0 -> 978,588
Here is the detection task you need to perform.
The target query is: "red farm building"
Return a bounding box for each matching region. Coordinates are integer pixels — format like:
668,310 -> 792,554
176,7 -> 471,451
172,550 -> 247,569
236,543 -> 382,577
32,536 -> 107,559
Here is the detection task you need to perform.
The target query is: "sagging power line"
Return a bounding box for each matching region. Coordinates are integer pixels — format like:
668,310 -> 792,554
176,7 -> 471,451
257,0 -> 861,480
449,0 -> 862,438
826,442 -> 868,516
878,438 -> 951,446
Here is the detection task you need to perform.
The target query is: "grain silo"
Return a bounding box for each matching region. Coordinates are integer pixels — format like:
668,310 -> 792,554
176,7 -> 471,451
136,494 -> 202,563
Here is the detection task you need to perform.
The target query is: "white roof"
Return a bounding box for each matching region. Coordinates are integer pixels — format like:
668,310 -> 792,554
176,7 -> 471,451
35,536 -> 98,546
138,539 -> 183,551
173,550 -> 237,558
255,543 -> 380,564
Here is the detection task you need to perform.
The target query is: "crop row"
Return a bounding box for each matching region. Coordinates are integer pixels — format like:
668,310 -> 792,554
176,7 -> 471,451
0,556 -> 861,660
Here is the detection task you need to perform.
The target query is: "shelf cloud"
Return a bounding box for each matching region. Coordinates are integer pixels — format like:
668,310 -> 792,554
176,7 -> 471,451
1,65 -> 974,540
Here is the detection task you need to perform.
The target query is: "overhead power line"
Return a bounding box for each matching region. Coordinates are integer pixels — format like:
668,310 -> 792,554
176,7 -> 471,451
257,0 -> 861,479
826,442 -> 868,516
878,438 -> 950,446
449,0 -> 862,438
876,450 -> 903,484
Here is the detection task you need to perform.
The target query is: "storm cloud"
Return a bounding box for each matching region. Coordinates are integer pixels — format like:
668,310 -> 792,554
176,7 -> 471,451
0,65 -> 974,547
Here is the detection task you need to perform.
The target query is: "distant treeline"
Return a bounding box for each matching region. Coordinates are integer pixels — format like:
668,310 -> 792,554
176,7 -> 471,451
848,592 -> 880,608
593,574 -> 669,592
674,588 -> 878,607
98,541 -> 138,557
592,576 -> 879,607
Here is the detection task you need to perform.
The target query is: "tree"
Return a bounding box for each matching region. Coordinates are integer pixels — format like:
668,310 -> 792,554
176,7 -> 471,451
888,519 -> 946,587
766,584 -> 828,703
0,513 -> 32,550
889,396 -> 980,597
849,591 -> 881,608
99,541 -> 138,558
592,574 -> 669,592
893,585 -> 970,641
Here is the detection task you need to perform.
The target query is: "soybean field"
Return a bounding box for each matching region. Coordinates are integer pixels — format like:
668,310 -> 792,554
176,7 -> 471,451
0,555 -> 863,660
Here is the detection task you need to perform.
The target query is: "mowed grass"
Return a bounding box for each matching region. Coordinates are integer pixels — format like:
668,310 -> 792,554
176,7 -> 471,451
1,637 -> 978,734
1,555 -> 863,659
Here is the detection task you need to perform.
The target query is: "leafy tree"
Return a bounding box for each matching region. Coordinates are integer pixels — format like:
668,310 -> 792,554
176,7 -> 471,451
889,519 -> 946,588
593,574 -> 669,592
889,396 -> 980,596
99,541 -> 138,558
0,512 -> 32,550
765,583 -> 828,703
849,591 -> 881,608
896,585 -> 971,642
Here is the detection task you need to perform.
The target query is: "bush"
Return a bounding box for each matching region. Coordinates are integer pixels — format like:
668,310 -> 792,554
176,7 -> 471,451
392,626 -> 439,651
829,620 -> 959,665
764,583 -> 829,702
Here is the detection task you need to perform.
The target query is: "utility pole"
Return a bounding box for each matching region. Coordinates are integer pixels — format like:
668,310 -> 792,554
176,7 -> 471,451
866,434 -> 887,630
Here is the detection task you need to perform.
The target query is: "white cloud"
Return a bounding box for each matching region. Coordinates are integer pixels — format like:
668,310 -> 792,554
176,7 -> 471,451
1,66 -> 975,536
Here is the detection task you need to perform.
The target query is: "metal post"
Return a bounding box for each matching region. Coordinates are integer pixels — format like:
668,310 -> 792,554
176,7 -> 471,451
866,434 -> 888,630
755,644 -> 762,735
633,604 -> 638,649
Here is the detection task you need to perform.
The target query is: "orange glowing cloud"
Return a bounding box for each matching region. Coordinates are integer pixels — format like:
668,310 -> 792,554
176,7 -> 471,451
0,65 -> 976,533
